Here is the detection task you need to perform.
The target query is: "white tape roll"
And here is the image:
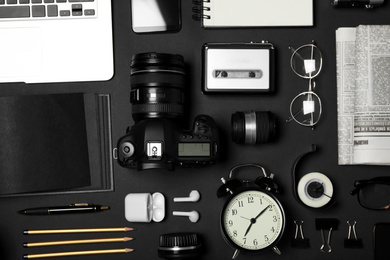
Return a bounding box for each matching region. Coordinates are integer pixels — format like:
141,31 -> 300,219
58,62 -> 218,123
297,172 -> 333,208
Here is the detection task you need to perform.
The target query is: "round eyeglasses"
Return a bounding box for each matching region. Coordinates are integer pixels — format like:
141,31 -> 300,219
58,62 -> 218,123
287,42 -> 323,129
351,177 -> 390,210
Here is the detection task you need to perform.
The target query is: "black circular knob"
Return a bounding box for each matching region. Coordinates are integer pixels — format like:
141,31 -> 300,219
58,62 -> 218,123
158,233 -> 202,259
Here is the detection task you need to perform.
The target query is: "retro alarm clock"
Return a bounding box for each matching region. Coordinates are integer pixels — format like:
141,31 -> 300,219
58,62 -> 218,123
217,164 -> 285,259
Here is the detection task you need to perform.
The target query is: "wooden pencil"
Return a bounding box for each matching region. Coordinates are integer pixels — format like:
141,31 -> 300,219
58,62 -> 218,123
23,227 -> 134,235
23,248 -> 133,259
24,237 -> 133,247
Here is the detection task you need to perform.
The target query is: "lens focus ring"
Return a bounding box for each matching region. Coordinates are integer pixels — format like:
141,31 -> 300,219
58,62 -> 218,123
231,111 -> 276,145
132,103 -> 184,118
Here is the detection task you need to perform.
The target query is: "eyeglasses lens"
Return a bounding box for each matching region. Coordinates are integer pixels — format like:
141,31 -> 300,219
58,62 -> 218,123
290,92 -> 321,126
291,45 -> 322,78
358,183 -> 390,209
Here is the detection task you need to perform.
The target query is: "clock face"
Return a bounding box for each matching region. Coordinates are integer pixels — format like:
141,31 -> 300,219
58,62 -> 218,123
221,189 -> 285,252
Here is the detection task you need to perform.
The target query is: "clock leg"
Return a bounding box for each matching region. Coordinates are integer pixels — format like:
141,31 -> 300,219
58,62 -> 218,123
272,246 -> 282,255
232,249 -> 240,259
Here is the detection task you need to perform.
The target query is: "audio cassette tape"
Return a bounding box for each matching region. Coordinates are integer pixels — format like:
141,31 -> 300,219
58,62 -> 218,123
202,42 -> 275,94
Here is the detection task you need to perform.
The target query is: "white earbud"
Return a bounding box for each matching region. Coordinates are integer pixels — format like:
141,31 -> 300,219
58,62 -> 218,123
172,211 -> 200,223
173,190 -> 200,202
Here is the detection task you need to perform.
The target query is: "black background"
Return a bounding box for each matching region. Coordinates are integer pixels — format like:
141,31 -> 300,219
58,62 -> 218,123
1,1 -> 390,260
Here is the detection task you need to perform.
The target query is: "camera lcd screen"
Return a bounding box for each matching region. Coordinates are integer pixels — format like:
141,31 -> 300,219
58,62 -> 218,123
131,0 -> 181,33
178,143 -> 211,157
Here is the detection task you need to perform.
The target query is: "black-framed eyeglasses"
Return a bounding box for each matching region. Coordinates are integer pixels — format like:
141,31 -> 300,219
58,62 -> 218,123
286,41 -> 323,129
351,177 -> 390,210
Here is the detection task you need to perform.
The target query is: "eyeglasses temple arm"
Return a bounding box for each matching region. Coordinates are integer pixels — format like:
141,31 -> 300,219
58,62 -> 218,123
350,187 -> 359,196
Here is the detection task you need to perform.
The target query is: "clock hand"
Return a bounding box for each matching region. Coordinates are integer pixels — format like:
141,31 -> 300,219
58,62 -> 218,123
244,221 -> 253,237
254,205 -> 271,220
244,205 -> 271,237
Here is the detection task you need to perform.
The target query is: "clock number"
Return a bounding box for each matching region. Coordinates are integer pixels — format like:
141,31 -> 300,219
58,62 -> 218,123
232,209 -> 237,215
247,196 -> 254,203
259,198 -> 263,205
243,238 -> 247,244
268,205 -> 273,211
238,201 -> 244,207
271,226 -> 275,233
233,230 -> 238,237
253,239 -> 258,246
264,235 -> 269,242
273,215 -> 278,222
228,220 -> 233,227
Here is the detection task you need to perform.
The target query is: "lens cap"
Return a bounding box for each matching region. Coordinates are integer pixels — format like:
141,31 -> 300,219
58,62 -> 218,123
158,233 -> 202,259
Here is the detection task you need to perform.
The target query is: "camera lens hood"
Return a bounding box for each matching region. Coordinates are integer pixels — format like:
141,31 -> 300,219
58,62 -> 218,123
130,52 -> 187,121
130,52 -> 186,75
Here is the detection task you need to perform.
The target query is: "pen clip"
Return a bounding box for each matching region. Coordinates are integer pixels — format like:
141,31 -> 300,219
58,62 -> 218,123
69,203 -> 94,207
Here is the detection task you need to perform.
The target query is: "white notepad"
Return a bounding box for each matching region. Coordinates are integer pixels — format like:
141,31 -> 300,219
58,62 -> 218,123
199,0 -> 313,28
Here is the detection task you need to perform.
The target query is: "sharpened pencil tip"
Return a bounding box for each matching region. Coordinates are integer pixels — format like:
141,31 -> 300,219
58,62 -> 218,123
125,248 -> 134,253
124,227 -> 134,231
124,237 -> 133,241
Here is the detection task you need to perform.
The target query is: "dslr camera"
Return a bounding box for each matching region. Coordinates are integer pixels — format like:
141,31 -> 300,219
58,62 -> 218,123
116,52 -> 219,171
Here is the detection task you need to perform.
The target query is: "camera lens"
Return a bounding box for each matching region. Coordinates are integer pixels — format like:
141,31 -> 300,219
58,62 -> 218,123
231,111 -> 276,144
130,52 -> 186,121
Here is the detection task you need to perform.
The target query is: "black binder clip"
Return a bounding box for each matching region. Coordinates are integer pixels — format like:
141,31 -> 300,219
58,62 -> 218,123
344,221 -> 363,248
315,218 -> 339,253
291,220 -> 310,248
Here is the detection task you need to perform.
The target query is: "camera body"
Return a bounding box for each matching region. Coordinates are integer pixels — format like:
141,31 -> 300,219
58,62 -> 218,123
117,115 -> 219,171
116,52 -> 220,171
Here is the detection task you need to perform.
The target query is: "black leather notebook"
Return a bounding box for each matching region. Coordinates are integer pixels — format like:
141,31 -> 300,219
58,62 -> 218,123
0,93 -> 91,195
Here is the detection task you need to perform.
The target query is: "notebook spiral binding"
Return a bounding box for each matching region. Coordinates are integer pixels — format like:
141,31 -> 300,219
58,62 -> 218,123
192,0 -> 211,20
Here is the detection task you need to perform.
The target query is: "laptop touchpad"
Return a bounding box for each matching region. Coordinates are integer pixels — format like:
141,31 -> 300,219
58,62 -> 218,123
0,28 -> 42,79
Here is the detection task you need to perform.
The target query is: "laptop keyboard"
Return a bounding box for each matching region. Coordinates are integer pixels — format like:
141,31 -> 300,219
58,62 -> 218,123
0,0 -> 97,20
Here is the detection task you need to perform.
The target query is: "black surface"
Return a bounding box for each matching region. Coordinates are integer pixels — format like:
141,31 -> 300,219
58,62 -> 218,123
1,1 -> 390,260
374,223 -> 390,260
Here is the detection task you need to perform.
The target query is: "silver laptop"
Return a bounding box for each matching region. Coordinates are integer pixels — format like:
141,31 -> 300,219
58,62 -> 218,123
0,0 -> 113,84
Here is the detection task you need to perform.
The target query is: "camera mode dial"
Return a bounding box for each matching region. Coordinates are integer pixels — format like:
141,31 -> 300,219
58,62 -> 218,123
119,142 -> 135,158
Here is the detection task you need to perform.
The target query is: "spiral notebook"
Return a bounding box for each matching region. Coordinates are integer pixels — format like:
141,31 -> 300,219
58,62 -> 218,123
193,0 -> 313,28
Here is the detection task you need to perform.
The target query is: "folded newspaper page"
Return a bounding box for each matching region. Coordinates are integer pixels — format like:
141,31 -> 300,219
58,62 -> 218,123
336,25 -> 390,165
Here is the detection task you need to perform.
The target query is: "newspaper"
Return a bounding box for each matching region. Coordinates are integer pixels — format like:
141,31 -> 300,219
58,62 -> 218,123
336,25 -> 390,165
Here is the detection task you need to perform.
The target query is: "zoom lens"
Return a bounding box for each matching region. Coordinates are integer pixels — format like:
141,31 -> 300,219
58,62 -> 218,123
231,111 -> 276,144
130,52 -> 186,121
